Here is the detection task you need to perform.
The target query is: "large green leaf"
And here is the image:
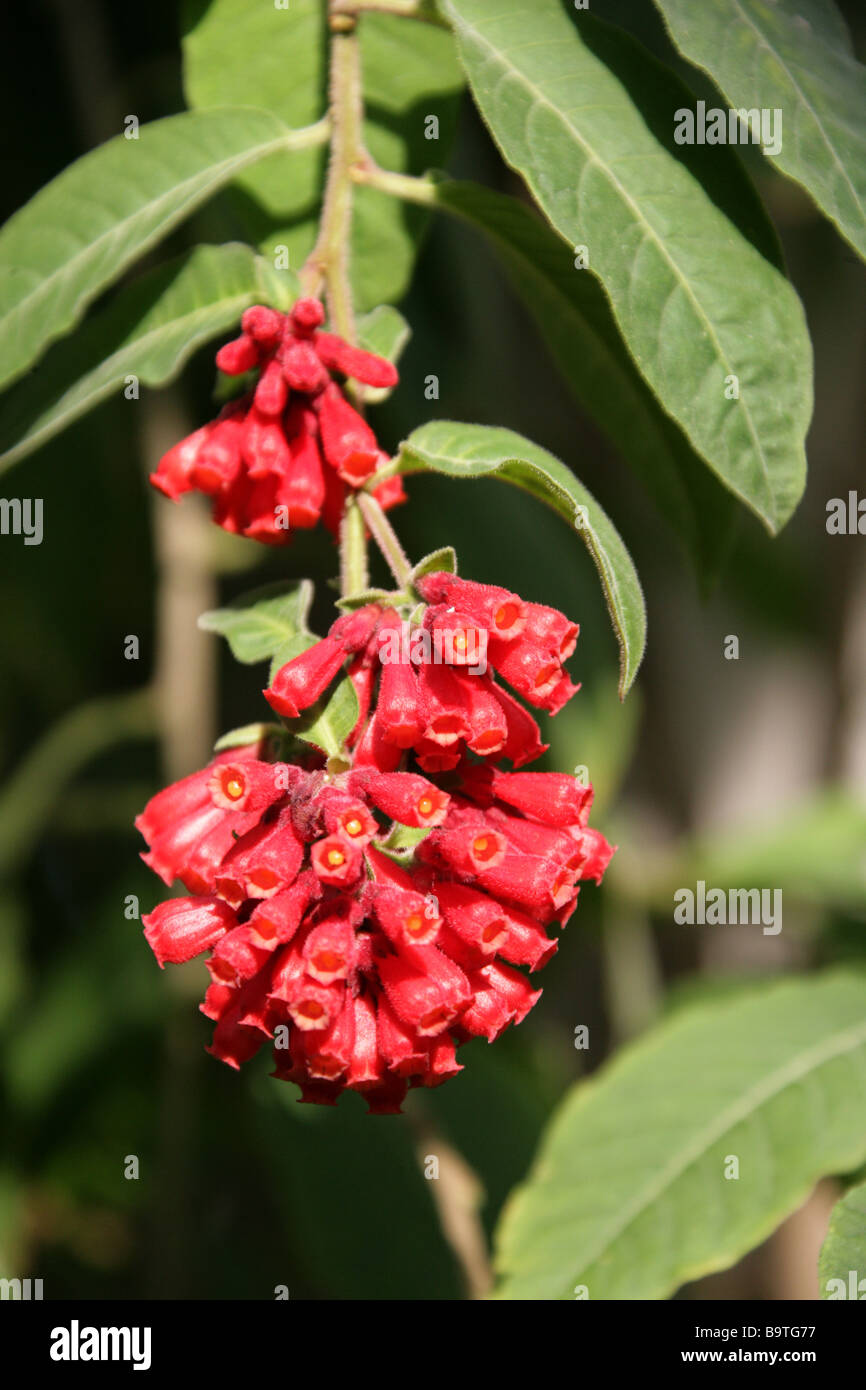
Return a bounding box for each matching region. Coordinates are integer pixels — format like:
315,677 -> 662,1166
444,0 -> 813,533
0,244 -> 294,470
199,580 -> 314,663
182,0 -> 463,310
432,182 -> 737,580
395,421 -> 646,697
819,1180 -> 866,1299
494,972 -> 866,1300
653,0 -> 866,263
0,107 -> 321,391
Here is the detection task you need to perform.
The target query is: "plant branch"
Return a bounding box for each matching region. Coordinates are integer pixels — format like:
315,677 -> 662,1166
300,8 -> 366,343
351,162 -> 439,206
340,495 -> 369,596
357,492 -> 413,587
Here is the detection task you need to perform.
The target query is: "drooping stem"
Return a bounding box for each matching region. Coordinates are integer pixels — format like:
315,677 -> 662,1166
300,8 -> 365,344
340,494 -> 369,596
357,491 -> 413,588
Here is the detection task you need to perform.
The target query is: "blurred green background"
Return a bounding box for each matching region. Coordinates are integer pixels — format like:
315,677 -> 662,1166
1,0 -> 864,1299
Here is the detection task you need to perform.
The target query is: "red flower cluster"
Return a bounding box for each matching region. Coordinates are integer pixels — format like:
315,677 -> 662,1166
265,572 -> 581,774
149,298 -> 405,543
137,573 -> 614,1111
137,741 -> 612,1113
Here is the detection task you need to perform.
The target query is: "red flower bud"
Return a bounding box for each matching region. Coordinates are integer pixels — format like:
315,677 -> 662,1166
314,331 -> 399,388
253,357 -> 289,417
289,297 -> 326,336
241,305 -> 284,349
216,331 -> 259,375
378,943 -> 471,1037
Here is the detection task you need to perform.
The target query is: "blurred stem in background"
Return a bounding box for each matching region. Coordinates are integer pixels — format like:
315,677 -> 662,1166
143,396 -> 218,1299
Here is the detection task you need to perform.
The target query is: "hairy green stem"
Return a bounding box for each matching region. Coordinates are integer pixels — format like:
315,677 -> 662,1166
351,162 -> 439,205
300,11 -> 365,343
357,492 -> 413,587
340,495 -> 370,596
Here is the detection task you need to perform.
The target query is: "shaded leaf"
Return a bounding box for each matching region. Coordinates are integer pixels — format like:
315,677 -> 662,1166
494,972 -> 866,1300
444,0 -> 813,532
432,181 -> 738,582
0,107 -> 317,388
0,244 -> 293,470
357,304 -> 411,404
653,0 -> 866,262
819,1180 -> 866,1299
199,580 -> 313,664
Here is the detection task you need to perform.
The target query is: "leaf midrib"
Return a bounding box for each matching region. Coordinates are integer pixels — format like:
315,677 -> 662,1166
451,7 -> 777,523
540,1012 -> 866,1288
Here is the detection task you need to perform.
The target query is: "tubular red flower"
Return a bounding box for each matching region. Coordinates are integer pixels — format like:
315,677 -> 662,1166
215,810 -> 304,905
143,895 -> 236,967
377,944 -> 471,1037
370,884 -> 442,949
416,572 -> 527,642
207,758 -> 287,814
317,384 -> 380,485
264,635 -> 346,718
349,770 -> 449,828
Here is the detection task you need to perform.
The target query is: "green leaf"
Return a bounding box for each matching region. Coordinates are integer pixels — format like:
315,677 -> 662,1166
432,181 -> 737,581
213,721 -> 285,752
356,304 -> 411,404
199,580 -> 313,663
652,0 -> 866,263
294,674 -> 360,759
182,0 -> 463,309
443,0 -> 813,533
0,244 -> 294,470
0,107 -> 320,390
396,421 -> 646,697
335,586 -> 405,613
357,304 -> 411,363
819,1180 -> 866,1299
494,972 -> 866,1300
410,545 -> 458,585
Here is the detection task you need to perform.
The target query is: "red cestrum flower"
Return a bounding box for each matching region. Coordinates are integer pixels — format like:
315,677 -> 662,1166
149,298 -> 406,543
264,572 -> 581,772
137,571 -> 614,1112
